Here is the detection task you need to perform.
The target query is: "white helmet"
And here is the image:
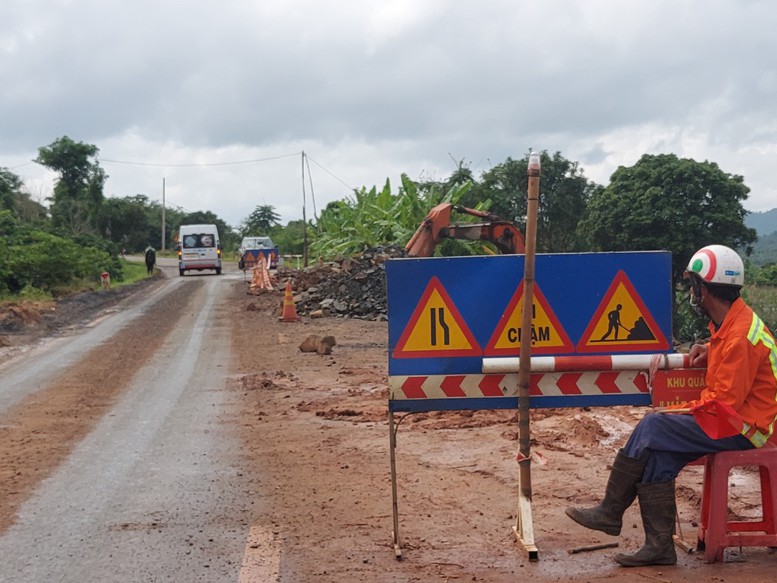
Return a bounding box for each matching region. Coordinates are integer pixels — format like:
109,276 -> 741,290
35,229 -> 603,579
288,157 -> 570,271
686,245 -> 744,287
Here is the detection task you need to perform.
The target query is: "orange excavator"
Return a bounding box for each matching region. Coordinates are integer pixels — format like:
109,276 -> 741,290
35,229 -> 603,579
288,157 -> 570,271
405,202 -> 525,257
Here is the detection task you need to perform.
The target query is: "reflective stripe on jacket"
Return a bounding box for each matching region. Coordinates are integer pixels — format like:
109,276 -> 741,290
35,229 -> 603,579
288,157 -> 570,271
688,298 -> 777,447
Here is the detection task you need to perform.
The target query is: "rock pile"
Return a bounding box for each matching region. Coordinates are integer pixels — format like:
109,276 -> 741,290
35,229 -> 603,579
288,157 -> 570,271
276,245 -> 406,320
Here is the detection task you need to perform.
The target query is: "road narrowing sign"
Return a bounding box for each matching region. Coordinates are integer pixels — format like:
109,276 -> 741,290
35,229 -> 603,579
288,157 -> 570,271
392,276 -> 482,358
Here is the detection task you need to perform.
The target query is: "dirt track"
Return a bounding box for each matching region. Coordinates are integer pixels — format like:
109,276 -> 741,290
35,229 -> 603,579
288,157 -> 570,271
1,270 -> 776,581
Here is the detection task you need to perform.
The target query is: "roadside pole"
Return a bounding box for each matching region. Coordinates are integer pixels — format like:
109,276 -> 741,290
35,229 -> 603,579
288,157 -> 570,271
161,177 -> 166,252
514,151 -> 541,560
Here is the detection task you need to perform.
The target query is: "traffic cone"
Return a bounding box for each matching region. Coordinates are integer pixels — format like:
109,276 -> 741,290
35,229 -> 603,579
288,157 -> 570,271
279,280 -> 298,322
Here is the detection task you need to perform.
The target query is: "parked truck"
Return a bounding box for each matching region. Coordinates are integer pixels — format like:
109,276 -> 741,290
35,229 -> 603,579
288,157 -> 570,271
238,236 -> 279,270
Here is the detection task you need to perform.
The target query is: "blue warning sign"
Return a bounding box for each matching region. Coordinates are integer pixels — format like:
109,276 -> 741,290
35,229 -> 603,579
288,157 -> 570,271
386,252 -> 673,377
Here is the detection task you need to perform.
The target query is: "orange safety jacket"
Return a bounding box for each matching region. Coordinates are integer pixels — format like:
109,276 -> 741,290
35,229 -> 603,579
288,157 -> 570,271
682,298 -> 777,447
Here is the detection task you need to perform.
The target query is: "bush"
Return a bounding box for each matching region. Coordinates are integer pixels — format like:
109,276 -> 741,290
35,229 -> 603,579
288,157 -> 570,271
750,264 -> 777,286
1,213 -> 118,295
673,289 -> 709,344
742,285 -> 777,334
674,283 -> 777,343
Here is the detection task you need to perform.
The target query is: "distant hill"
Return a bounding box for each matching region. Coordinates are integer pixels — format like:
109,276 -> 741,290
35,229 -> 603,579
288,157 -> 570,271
749,231 -> 777,266
746,208 -> 777,236
745,208 -> 777,266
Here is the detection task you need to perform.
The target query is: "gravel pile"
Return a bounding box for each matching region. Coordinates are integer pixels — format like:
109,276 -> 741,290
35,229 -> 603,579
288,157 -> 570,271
277,245 -> 406,320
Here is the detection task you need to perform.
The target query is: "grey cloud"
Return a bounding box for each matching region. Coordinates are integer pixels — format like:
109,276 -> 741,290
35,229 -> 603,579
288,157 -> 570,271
3,0 -> 777,219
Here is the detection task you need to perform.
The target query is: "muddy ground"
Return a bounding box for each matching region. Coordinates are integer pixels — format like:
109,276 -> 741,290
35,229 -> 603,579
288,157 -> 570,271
228,280 -> 776,582
1,270 -> 776,582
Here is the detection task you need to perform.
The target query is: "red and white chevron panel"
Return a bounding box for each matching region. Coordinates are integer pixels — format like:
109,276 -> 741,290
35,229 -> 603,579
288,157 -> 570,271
389,372 -> 650,400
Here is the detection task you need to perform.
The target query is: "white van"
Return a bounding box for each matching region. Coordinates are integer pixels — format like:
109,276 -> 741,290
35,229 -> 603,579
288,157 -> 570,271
177,224 -> 222,276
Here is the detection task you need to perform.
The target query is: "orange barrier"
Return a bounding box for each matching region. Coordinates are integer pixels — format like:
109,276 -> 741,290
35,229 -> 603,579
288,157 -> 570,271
279,281 -> 298,322
250,254 -> 274,291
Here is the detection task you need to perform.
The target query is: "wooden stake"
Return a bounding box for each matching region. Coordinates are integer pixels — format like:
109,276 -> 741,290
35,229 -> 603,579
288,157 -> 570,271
514,152 -> 541,561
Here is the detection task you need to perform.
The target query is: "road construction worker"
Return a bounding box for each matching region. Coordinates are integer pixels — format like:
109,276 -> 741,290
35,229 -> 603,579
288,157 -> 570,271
566,244 -> 777,567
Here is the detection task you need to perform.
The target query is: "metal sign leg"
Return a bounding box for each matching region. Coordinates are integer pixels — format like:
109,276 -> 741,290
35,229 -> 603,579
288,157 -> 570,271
389,410 -> 402,559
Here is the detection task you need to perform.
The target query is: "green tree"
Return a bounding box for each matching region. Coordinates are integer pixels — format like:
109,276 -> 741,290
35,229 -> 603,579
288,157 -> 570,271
0,210 -> 19,292
580,154 -> 757,286
465,151 -> 600,252
270,220 -> 308,255
0,168 -> 48,224
154,202 -> 186,251
242,204 -> 281,235
580,153 -> 757,340
0,167 -> 23,217
97,195 -> 158,252
36,136 -> 107,235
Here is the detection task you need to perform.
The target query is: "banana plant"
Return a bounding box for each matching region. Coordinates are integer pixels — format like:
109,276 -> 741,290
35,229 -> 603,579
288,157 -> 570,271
311,174 -> 481,259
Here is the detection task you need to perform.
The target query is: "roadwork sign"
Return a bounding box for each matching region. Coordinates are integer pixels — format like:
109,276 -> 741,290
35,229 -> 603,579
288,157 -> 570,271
576,270 -> 670,353
392,277 -> 481,358
485,282 -> 574,356
386,252 -> 672,383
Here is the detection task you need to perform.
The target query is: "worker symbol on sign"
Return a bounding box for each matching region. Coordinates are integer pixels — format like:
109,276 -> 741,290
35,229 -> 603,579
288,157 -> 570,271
577,270 -> 669,353
600,304 -> 624,341
598,304 -> 655,343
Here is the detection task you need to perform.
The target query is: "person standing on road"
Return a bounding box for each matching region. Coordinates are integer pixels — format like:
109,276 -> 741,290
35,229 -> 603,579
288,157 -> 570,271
145,246 -> 156,274
566,244 -> 777,567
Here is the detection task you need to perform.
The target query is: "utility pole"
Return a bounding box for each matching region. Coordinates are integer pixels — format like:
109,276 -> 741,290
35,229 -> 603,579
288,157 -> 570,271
301,151 -> 308,267
161,177 -> 166,252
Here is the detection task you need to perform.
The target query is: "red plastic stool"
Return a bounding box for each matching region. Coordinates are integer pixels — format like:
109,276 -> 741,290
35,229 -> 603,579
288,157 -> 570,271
696,445 -> 777,562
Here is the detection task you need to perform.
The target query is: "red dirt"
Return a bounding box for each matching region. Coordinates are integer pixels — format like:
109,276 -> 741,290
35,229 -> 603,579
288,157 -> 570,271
1,274 -> 775,581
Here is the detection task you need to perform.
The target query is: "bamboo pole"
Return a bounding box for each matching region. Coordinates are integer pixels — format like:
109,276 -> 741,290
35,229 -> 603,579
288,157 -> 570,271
514,151 -> 541,560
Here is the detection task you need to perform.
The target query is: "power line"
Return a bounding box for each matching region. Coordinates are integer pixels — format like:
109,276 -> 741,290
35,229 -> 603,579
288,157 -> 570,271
12,150 -> 358,206
305,154 -> 354,191
12,151 -> 356,193
9,161 -> 35,170
99,152 -> 300,168
303,152 -> 318,220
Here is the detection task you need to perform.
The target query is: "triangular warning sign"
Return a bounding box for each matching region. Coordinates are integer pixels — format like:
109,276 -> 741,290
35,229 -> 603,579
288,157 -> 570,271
484,282 -> 574,356
393,276 -> 482,359
577,270 -> 669,353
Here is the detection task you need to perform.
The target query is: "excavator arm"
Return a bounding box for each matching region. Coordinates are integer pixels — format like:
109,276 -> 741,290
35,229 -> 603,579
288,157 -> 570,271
405,202 -> 525,257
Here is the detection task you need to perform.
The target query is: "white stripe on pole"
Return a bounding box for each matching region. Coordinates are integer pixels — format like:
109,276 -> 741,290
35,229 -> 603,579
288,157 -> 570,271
483,353 -> 689,374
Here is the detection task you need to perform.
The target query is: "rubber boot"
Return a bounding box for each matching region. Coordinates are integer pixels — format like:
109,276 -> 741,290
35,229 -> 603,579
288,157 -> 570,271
614,480 -> 678,567
565,449 -> 646,536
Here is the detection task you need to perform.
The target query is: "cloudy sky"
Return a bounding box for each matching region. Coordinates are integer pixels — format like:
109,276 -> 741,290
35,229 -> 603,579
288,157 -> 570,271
2,0 -> 776,229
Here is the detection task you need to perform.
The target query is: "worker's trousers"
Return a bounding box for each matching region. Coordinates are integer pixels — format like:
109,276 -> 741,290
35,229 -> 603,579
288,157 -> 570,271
621,412 -> 754,483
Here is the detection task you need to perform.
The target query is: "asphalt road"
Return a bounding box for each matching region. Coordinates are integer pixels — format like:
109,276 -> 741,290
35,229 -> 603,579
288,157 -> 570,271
0,267 -> 258,582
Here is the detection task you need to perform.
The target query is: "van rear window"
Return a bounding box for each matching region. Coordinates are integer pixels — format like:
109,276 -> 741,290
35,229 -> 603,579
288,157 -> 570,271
182,234 -> 215,248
